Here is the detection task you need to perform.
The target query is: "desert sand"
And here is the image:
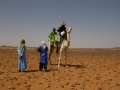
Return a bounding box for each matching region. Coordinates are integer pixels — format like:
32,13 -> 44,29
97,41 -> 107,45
0,47 -> 120,90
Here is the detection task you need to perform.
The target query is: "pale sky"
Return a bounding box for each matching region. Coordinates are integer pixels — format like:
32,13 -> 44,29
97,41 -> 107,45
0,0 -> 120,48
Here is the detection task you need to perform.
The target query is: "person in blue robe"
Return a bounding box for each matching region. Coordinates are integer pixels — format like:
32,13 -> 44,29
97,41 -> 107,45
17,39 -> 27,72
37,41 -> 48,71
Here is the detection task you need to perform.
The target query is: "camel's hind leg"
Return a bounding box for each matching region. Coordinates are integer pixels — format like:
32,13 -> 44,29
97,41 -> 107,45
48,42 -> 54,65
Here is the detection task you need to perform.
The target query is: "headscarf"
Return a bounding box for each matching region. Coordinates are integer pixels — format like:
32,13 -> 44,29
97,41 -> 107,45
20,39 -> 26,48
41,41 -> 47,48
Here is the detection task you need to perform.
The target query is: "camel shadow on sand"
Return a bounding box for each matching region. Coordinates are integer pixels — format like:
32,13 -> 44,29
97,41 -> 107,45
50,64 -> 86,69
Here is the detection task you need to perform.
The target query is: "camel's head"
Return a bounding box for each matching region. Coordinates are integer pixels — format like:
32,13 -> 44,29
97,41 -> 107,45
66,26 -> 72,33
60,26 -> 72,36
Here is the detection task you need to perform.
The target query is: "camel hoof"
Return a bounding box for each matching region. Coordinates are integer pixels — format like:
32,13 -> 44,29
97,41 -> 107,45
57,65 -> 60,70
65,65 -> 69,68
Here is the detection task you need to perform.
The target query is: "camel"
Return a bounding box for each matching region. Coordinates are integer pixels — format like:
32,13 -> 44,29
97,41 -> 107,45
48,25 -> 72,70
57,25 -> 72,69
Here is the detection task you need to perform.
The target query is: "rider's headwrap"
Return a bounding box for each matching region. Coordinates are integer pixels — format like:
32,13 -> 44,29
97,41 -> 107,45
41,41 -> 47,48
20,39 -> 26,48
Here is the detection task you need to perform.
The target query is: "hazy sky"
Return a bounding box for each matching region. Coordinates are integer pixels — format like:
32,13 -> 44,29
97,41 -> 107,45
0,0 -> 120,48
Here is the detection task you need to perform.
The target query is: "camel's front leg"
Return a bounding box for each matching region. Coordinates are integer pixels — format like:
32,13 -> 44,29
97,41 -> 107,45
58,51 -> 61,70
58,43 -> 64,70
64,48 -> 67,66
48,43 -> 54,65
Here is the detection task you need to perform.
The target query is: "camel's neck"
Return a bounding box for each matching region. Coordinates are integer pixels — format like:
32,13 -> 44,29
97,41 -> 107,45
62,32 -> 70,42
67,32 -> 70,42
61,26 -> 71,42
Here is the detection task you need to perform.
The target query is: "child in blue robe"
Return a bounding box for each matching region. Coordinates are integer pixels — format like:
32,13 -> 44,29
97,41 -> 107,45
17,39 -> 27,72
37,41 -> 48,71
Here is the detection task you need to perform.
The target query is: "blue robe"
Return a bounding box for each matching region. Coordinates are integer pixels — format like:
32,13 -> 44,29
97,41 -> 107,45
37,46 -> 48,64
17,47 -> 27,72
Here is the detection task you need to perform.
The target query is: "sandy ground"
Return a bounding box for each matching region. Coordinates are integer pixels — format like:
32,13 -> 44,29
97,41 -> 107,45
0,47 -> 120,90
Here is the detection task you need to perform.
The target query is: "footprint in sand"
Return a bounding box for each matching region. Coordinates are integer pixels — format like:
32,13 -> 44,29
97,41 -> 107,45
74,82 -> 81,86
48,80 -> 51,82
116,83 -> 120,87
43,77 -> 49,81
96,76 -> 101,80
52,72 -> 55,76
25,84 -> 31,90
0,71 -> 4,75
108,78 -> 112,81
47,85 -> 51,88
70,87 -> 76,90
71,84 -> 76,88
8,87 -> 16,90
13,77 -> 18,81
68,69 -> 73,72
97,87 -> 102,90
39,82 -> 43,85
61,85 -> 65,88
16,82 -> 21,86
24,81 -> 28,85
66,82 -> 69,86
1,83 -> 5,87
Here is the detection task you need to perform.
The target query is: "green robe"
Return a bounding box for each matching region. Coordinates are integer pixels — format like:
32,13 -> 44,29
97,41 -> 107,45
48,32 -> 56,43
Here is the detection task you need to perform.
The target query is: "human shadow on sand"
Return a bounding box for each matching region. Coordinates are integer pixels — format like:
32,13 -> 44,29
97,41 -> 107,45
12,64 -> 86,73
24,69 -> 57,73
24,70 -> 39,73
